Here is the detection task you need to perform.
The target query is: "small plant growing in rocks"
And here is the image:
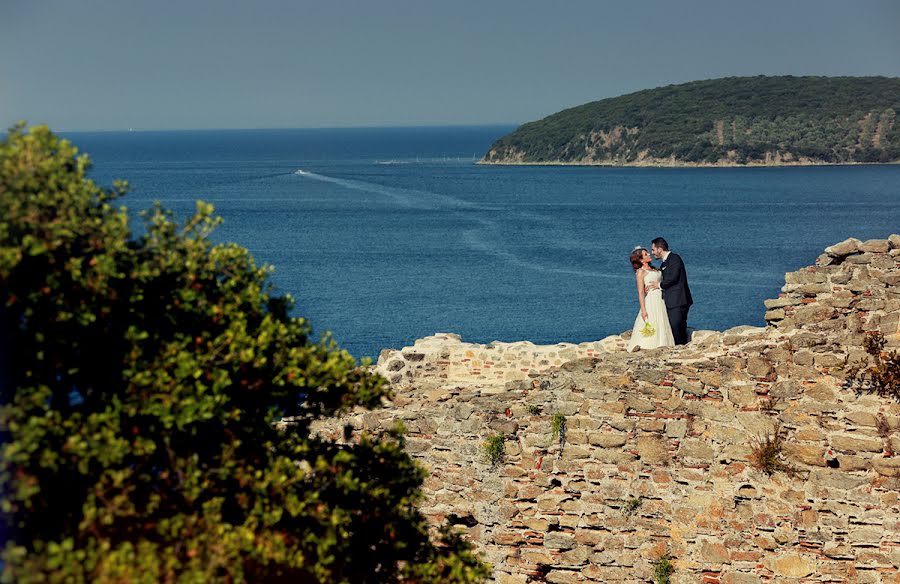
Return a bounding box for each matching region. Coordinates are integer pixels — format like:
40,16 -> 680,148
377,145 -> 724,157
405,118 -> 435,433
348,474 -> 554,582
749,424 -> 796,477
622,496 -> 643,516
876,413 -> 895,456
551,412 -> 567,451
759,394 -> 782,414
527,404 -> 543,415
845,332 -> 900,402
651,554 -> 674,584
483,434 -> 506,467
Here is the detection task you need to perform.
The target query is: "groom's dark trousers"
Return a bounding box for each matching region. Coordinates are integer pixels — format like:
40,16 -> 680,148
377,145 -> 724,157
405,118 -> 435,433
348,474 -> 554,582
660,252 -> 693,345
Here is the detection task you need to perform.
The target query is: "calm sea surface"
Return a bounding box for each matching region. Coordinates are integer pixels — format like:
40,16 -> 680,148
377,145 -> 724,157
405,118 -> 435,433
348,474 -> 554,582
65,127 -> 900,360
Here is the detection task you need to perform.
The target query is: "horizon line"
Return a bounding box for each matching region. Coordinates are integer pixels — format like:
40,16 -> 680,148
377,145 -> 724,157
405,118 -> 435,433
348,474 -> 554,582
47,122 -> 521,134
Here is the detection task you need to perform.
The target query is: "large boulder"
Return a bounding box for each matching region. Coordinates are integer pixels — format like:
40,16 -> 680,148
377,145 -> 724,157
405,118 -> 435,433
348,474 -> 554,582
824,237 -> 861,258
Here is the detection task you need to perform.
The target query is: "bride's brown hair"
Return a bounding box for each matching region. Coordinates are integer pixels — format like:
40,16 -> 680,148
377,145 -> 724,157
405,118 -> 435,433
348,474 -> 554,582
629,248 -> 645,271
629,248 -> 657,272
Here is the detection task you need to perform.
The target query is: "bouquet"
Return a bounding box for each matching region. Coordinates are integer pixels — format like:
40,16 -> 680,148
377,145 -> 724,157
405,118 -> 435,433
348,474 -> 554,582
640,321 -> 656,338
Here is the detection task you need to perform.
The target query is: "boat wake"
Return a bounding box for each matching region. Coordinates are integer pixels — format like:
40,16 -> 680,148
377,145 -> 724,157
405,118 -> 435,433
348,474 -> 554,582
291,169 -> 635,280
292,169 -> 484,211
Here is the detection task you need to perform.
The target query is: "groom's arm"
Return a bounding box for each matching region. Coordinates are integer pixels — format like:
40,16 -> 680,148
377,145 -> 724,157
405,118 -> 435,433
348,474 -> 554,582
660,255 -> 683,290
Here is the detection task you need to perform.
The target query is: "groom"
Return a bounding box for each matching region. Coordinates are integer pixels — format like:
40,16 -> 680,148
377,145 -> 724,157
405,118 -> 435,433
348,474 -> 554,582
651,237 -> 693,345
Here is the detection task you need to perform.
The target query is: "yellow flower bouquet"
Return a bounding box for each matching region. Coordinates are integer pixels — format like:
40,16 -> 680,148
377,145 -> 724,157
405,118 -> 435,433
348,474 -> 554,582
640,321 -> 656,338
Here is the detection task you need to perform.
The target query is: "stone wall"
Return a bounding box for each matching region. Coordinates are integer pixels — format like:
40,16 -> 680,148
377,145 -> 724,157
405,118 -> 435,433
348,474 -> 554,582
765,235 -> 900,345
316,235 -> 900,583
375,334 -> 625,389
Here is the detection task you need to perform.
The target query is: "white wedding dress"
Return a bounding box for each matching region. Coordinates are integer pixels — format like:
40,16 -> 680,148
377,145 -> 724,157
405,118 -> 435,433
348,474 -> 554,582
626,269 -> 675,351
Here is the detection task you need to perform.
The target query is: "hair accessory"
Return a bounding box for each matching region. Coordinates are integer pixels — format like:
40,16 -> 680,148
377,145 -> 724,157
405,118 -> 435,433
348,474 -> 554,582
632,245 -> 643,251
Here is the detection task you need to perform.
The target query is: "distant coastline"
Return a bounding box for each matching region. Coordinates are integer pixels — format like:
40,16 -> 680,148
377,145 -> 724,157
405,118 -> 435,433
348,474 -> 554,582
483,76 -> 900,168
477,159 -> 900,168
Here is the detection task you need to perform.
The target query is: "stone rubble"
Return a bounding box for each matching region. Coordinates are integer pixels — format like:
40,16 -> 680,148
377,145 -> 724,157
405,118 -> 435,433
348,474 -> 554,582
315,235 -> 900,583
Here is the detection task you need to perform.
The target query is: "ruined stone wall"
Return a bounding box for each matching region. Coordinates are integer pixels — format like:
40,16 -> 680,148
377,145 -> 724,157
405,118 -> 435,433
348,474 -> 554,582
375,334 -> 624,389
765,235 -> 900,344
317,235 -> 900,583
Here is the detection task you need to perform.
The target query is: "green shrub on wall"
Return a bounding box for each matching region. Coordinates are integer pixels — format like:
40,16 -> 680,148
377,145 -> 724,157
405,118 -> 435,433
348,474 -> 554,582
0,125 -> 488,583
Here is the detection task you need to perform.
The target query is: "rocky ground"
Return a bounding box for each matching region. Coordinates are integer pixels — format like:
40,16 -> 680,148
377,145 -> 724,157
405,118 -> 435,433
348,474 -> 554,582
316,235 -> 900,583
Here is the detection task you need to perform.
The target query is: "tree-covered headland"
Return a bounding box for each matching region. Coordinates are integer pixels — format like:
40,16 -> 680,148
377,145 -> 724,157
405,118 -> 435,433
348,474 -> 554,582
483,76 -> 900,165
0,125 -> 489,583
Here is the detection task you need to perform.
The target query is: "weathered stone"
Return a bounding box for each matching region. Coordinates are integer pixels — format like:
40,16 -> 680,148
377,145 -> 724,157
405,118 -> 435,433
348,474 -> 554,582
665,419 -> 687,438
830,434 -> 884,453
879,273 -> 900,287
825,237 -> 862,257
792,350 -> 814,366
558,545 -> 592,567
386,359 -> 406,371
675,378 -> 705,396
845,252 -> 876,264
636,436 -> 669,464
697,370 -> 722,387
573,528 -> 602,546
822,542 -> 854,559
700,540 -> 731,564
624,394 -> 655,412
809,470 -> 870,490
722,572 -> 761,584
795,425 -> 825,441
545,570 -> 579,584
797,282 -> 832,295
860,239 -> 890,254
765,296 -> 802,309
786,444 -> 827,467
805,381 -> 836,402
726,385 -> 756,406
786,270 -> 828,284
495,573 -> 527,584
793,304 -> 835,325
762,554 -> 817,577
588,432 -> 627,448
764,308 -> 785,321
747,356 -> 774,378
769,379 -> 801,399
857,297 -> 887,311
606,415 -> 635,432
679,439 -> 716,463
844,411 -> 879,427
836,455 -> 871,471
814,353 -> 845,367
453,403 -> 475,420
632,368 -> 666,384
873,457 -> 900,477
543,532 -> 576,550
849,527 -> 884,546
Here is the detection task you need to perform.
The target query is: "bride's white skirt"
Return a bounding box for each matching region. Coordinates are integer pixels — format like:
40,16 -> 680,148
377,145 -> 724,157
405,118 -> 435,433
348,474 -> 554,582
626,289 -> 675,351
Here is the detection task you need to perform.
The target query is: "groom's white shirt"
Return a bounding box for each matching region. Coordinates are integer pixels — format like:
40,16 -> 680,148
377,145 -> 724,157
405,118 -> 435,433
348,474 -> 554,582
661,250 -> 671,265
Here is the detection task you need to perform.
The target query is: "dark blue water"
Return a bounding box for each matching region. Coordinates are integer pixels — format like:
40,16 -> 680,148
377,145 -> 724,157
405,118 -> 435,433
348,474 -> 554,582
65,127 -> 900,360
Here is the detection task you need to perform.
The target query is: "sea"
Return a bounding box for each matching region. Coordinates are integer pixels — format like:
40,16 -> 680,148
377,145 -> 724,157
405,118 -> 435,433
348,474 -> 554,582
64,126 -> 900,361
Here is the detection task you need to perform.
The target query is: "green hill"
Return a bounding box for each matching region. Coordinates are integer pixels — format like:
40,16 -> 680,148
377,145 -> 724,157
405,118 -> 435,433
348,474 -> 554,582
482,76 -> 900,166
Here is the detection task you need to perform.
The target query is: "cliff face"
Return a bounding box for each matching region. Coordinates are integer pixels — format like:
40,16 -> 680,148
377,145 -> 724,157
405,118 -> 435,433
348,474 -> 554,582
317,235 -> 900,583
482,76 -> 900,167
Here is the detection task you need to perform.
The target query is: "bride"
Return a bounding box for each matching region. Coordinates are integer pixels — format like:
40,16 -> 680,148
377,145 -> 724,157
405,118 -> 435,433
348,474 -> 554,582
626,247 -> 675,352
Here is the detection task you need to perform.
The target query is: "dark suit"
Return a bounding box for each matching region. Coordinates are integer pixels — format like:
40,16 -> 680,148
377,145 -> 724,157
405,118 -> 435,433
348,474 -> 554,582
660,252 -> 693,345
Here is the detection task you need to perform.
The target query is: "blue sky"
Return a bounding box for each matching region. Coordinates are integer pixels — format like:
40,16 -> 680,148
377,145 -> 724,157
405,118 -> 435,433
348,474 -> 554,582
2,0 -> 899,131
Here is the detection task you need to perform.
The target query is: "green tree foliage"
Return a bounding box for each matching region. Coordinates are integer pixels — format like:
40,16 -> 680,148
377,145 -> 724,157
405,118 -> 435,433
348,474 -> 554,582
484,76 -> 900,164
0,125 -> 489,583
